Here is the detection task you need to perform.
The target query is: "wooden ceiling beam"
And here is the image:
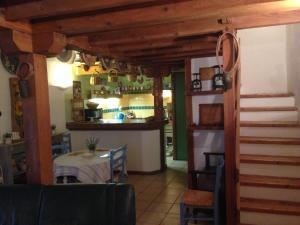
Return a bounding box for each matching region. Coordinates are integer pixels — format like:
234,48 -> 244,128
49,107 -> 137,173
232,9 -> 300,29
91,36 -> 218,52
33,32 -> 66,56
0,14 -> 32,33
89,19 -> 224,45
31,0 -> 285,35
132,49 -> 216,61
125,42 -> 216,57
0,28 -> 33,54
4,0 -> 167,21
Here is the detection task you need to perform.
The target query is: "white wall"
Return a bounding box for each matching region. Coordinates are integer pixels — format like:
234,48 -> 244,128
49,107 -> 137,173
0,61 -> 13,139
47,58 -> 73,132
286,23 -> 300,120
238,26 -> 288,94
191,57 -> 224,170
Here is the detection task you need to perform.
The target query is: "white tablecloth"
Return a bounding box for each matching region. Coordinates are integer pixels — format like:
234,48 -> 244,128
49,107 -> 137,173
54,150 -> 110,183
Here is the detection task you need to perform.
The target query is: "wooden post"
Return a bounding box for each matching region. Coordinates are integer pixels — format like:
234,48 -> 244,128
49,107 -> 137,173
20,54 -> 53,184
153,75 -> 164,120
223,32 -> 238,225
184,58 -> 194,175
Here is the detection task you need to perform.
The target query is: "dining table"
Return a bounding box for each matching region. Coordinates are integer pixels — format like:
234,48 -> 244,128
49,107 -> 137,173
53,149 -> 111,184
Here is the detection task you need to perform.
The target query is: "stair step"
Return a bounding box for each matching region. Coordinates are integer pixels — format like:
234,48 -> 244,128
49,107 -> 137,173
240,174 -> 300,189
240,198 -> 300,216
240,163 -> 300,178
241,93 -> 294,98
240,121 -> 300,127
240,110 -> 298,122
240,154 -> 300,166
240,96 -> 295,108
240,185 -> 300,202
241,107 -> 297,112
240,136 -> 300,145
240,211 -> 300,225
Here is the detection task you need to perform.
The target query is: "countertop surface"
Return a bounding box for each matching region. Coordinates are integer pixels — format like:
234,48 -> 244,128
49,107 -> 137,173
66,119 -> 168,130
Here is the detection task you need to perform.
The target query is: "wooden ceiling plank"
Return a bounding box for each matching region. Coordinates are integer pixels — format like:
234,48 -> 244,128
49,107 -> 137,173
89,19 -> 224,45
125,42 -> 216,57
4,0 -> 163,21
31,0 -> 285,35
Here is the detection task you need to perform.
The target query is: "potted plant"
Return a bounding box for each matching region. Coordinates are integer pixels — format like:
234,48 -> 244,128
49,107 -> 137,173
3,133 -> 12,144
86,137 -> 99,153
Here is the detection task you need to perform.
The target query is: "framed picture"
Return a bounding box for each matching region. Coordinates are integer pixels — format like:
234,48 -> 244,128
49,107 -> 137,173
73,81 -> 82,99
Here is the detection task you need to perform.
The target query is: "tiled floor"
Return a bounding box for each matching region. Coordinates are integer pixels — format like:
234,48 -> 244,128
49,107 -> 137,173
128,168 -> 186,225
127,159 -> 212,225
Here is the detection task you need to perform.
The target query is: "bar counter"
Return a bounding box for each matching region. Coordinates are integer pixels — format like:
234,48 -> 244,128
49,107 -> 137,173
66,119 -> 168,131
66,119 -> 167,174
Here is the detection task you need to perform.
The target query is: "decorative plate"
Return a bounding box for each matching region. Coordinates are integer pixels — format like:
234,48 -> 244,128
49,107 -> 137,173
0,50 -> 19,75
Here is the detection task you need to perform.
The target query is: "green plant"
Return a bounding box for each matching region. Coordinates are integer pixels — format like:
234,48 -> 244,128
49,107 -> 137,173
86,137 -> 99,151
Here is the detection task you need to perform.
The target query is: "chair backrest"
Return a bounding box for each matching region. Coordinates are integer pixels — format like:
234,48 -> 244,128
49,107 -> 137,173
109,145 -> 127,183
213,158 -> 224,207
52,144 -> 67,159
62,133 -> 72,153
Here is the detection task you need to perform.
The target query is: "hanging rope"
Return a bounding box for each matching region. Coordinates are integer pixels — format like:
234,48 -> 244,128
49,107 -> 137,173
216,30 -> 240,75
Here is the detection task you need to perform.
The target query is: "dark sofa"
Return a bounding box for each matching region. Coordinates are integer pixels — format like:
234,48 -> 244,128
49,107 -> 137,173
0,184 -> 135,225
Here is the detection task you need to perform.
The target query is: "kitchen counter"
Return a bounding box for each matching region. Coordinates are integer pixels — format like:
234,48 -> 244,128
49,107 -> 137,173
66,119 -> 167,173
66,119 -> 168,131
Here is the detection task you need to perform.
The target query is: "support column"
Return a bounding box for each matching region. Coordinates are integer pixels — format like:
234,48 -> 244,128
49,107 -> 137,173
223,32 -> 238,225
20,54 -> 53,184
153,75 -> 164,120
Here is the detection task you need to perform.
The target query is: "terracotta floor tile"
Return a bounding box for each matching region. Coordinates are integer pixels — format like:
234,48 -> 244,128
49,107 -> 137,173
137,212 -> 166,225
169,203 -> 180,215
161,214 -> 180,225
136,199 -> 151,211
153,193 -> 180,204
146,202 -> 173,214
137,192 -> 159,202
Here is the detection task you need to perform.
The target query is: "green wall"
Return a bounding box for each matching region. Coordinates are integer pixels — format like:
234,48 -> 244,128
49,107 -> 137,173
173,71 -> 187,160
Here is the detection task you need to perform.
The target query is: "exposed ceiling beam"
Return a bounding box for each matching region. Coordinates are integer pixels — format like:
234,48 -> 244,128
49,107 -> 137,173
4,0 -> 172,21
89,19 -> 224,45
132,49 -> 216,61
0,14 -> 32,33
233,9 -> 300,29
91,36 -> 218,52
31,0 -> 285,35
125,42 -> 216,57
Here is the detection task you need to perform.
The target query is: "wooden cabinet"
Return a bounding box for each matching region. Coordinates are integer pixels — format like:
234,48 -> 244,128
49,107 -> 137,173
0,142 -> 26,184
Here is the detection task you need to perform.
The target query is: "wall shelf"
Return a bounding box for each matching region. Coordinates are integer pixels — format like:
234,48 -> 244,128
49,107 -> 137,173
186,90 -> 224,96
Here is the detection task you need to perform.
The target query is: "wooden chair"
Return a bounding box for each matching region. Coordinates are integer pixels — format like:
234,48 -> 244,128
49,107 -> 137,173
109,145 -> 127,183
191,152 -> 225,192
52,133 -> 72,159
62,132 -> 72,152
180,159 -> 224,225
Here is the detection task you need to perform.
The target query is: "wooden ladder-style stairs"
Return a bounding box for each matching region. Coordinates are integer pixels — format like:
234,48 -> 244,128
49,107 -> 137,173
239,93 -> 300,225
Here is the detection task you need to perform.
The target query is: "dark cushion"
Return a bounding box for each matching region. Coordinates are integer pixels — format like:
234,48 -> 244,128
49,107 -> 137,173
115,184 -> 136,225
0,185 -> 42,225
0,184 -> 136,225
39,184 -> 115,225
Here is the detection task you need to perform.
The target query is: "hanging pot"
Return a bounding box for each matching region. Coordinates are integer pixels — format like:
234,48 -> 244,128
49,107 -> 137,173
108,69 -> 118,83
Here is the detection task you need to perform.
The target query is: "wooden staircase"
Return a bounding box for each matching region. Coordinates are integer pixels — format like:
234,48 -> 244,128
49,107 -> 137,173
239,93 -> 300,225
